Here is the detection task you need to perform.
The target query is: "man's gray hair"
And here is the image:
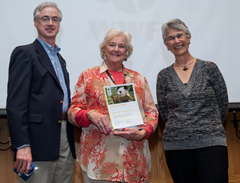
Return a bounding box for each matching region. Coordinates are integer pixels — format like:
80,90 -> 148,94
33,2 -> 62,22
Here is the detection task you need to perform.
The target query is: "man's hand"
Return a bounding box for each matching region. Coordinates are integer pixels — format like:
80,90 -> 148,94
15,146 -> 32,174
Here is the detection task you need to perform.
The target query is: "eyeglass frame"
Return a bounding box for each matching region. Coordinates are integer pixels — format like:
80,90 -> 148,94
37,16 -> 60,23
166,32 -> 186,42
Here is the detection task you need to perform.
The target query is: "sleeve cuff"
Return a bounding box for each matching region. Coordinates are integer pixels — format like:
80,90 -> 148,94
141,123 -> 154,139
17,144 -> 30,150
75,110 -> 93,127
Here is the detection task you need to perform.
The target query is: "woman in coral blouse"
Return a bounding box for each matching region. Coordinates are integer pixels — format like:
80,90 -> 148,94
68,29 -> 158,183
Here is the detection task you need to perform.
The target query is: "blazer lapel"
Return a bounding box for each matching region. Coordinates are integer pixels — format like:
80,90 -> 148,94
58,53 -> 69,88
33,39 -> 61,87
58,53 -> 71,100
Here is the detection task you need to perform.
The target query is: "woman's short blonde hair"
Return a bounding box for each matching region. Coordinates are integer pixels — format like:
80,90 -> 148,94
100,29 -> 133,61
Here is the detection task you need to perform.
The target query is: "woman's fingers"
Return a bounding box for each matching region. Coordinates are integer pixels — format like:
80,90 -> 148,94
113,128 -> 147,140
89,111 -> 112,134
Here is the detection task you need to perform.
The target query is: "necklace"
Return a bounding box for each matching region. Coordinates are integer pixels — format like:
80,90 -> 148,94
174,58 -> 194,71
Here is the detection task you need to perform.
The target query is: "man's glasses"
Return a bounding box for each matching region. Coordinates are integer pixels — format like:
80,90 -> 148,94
167,33 -> 184,41
38,16 -> 60,23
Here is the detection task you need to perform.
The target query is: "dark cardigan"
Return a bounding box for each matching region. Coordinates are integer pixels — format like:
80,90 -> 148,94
156,59 -> 228,150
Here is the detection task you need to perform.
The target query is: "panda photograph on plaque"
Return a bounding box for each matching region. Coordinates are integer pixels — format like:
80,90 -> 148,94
104,83 -> 143,130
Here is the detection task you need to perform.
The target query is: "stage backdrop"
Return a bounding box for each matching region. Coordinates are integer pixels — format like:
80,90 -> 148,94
1,0 -> 239,108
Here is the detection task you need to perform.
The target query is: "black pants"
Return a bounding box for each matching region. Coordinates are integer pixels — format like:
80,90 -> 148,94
165,146 -> 228,183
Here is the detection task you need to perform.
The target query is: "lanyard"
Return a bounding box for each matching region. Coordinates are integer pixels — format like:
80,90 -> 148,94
106,70 -> 126,85
106,70 -> 116,85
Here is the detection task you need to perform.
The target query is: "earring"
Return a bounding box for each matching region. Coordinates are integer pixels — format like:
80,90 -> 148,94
124,55 -> 127,61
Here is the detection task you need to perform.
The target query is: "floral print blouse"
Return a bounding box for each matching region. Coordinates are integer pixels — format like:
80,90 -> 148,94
68,61 -> 158,182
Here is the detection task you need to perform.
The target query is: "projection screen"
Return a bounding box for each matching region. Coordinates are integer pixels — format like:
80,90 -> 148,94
1,0 -> 239,108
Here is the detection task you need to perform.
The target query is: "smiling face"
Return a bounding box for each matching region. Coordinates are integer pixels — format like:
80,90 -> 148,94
105,34 -> 127,67
165,29 -> 191,57
34,6 -> 60,46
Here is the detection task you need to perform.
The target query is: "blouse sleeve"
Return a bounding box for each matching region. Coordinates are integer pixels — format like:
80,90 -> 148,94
140,77 -> 158,139
208,62 -> 229,123
68,71 -> 92,127
156,70 -> 168,124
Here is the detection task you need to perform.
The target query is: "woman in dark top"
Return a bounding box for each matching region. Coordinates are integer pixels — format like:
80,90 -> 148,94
156,18 -> 229,183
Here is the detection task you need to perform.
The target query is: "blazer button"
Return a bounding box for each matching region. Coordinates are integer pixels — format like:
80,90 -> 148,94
58,120 -> 61,123
60,101 -> 63,104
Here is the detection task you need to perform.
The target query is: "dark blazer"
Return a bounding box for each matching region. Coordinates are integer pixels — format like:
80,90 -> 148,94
7,39 -> 76,161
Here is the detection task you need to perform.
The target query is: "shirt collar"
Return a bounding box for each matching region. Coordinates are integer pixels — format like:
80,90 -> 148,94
37,38 -> 61,53
99,61 -> 108,74
99,61 -> 133,78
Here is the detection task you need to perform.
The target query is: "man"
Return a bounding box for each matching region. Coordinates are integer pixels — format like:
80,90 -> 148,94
7,2 -> 76,183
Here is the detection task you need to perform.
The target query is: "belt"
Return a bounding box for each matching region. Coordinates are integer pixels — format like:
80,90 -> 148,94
62,114 -> 67,120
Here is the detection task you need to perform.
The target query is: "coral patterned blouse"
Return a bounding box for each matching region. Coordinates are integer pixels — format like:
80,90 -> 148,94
68,61 -> 158,183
